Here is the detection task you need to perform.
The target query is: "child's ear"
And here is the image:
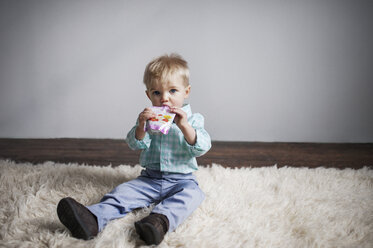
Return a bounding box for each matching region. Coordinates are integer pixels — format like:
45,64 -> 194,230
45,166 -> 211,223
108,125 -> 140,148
184,85 -> 191,99
145,90 -> 151,100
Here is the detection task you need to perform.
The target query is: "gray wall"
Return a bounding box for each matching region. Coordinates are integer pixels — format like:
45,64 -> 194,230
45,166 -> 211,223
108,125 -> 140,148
1,0 -> 372,142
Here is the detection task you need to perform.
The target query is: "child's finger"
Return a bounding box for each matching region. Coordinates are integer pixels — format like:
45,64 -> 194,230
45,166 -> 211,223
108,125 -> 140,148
141,108 -> 155,117
170,107 -> 181,114
143,112 -> 155,119
138,109 -> 156,123
170,108 -> 186,117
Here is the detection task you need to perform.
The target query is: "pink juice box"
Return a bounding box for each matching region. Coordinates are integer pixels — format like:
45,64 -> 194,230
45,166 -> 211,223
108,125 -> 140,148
145,106 -> 176,135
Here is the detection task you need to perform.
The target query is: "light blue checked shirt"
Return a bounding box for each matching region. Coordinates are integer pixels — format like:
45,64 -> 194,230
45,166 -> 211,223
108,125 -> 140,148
126,104 -> 211,174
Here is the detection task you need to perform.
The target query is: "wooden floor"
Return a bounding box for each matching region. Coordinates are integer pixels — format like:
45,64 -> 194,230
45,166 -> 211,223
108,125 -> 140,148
0,138 -> 372,169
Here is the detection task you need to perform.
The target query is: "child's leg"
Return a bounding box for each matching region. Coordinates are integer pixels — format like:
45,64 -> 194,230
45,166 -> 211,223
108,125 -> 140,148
87,173 -> 162,232
151,178 -> 205,232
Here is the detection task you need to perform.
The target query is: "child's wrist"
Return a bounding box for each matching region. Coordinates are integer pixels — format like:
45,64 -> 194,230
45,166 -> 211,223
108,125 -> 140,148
178,123 -> 196,144
178,122 -> 191,132
135,124 -> 146,140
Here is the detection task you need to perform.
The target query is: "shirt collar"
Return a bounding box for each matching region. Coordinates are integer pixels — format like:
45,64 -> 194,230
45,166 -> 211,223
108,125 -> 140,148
181,104 -> 192,118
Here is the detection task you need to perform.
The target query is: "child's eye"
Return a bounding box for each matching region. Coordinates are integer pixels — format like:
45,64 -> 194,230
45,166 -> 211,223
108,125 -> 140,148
153,91 -> 160,96
170,89 -> 177,93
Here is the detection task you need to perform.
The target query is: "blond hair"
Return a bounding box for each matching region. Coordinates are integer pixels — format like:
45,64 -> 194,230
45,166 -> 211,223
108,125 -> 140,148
143,53 -> 189,89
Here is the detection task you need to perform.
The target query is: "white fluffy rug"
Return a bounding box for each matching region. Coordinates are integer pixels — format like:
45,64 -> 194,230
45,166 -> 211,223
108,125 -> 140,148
0,160 -> 372,248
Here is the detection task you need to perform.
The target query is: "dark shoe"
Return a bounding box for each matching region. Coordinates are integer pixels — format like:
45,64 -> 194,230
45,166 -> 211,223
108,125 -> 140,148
57,197 -> 98,240
135,213 -> 169,245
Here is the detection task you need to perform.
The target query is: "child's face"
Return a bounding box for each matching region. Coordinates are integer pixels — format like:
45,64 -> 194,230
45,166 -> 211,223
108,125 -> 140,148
146,76 -> 190,108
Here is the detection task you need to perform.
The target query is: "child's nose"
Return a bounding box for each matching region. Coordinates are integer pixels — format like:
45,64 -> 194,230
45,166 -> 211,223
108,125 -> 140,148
161,93 -> 169,102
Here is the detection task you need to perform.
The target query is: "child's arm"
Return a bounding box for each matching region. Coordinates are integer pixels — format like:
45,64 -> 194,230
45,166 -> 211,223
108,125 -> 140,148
171,108 -> 212,157
135,108 -> 156,140
170,107 -> 196,145
125,108 -> 155,150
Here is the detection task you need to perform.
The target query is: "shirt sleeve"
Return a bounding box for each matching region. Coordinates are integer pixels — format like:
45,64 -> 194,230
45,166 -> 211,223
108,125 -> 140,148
185,113 -> 212,157
125,124 -> 152,150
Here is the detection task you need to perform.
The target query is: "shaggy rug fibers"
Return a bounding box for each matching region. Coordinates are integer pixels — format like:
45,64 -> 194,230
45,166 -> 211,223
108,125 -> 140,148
0,160 -> 372,248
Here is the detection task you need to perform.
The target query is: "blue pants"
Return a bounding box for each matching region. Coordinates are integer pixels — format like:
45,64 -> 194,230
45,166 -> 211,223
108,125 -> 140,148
87,169 -> 205,232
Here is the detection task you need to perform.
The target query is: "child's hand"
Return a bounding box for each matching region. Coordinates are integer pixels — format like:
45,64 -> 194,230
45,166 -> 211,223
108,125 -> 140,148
138,108 -> 156,127
170,107 -> 188,128
136,108 -> 156,140
170,107 -> 197,145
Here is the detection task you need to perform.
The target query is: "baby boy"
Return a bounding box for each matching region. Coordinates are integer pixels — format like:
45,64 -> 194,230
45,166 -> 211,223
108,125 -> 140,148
57,53 -> 211,245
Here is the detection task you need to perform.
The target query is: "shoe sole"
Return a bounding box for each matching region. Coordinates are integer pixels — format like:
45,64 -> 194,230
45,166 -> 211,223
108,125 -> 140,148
57,198 -> 94,240
135,221 -> 161,245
